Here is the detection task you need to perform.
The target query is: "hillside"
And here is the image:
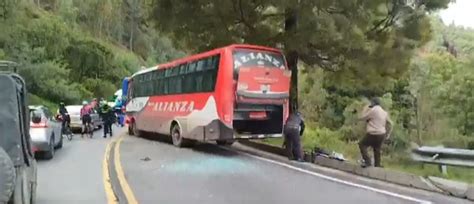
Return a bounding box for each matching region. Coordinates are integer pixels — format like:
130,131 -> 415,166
0,0 -> 183,105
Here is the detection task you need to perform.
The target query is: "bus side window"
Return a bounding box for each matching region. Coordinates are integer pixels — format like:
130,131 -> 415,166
152,70 -> 159,95
195,73 -> 203,92
202,55 -> 220,91
212,55 -> 220,70
160,69 -> 166,95
164,77 -> 169,95
146,72 -> 153,96
204,57 -> 213,70
196,60 -> 205,71
179,64 -> 187,74
187,62 -> 197,73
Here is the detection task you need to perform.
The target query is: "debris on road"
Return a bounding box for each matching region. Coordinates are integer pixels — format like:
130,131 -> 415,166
141,157 -> 151,161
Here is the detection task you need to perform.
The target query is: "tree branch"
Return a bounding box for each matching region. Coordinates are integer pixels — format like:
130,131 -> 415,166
366,0 -> 401,35
324,6 -> 346,15
238,0 -> 255,32
261,13 -> 286,20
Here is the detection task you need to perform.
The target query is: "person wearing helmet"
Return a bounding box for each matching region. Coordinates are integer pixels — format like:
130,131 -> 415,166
102,103 -> 117,138
80,100 -> 93,137
283,110 -> 305,162
57,102 -> 70,135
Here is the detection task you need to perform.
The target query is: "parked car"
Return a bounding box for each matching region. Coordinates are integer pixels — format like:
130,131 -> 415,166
66,105 -> 103,131
0,62 -> 37,204
29,105 -> 63,159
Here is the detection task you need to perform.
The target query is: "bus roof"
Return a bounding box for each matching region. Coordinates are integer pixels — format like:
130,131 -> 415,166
131,66 -> 158,78
131,44 -> 282,78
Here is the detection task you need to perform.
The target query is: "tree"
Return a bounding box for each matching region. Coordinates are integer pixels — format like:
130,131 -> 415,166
64,39 -> 116,81
151,0 -> 450,110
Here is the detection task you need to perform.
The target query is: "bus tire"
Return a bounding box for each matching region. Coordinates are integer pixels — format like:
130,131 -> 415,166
171,124 -> 187,148
216,140 -> 234,146
132,122 -> 141,137
128,123 -> 134,135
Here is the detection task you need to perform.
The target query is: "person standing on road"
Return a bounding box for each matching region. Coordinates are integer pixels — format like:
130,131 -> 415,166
80,101 -> 93,138
57,102 -> 70,134
358,97 -> 393,168
114,98 -> 125,127
283,111 -> 305,162
100,103 -> 115,138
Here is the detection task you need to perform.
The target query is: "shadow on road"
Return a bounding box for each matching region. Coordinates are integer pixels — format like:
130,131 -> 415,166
191,143 -> 240,157
131,132 -> 240,158
136,131 -> 173,144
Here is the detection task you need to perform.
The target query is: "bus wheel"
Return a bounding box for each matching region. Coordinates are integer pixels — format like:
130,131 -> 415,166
171,124 -> 185,147
216,140 -> 234,146
132,122 -> 141,137
128,123 -> 134,135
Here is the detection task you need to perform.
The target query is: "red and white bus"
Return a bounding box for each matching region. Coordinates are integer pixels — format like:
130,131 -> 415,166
124,44 -> 291,147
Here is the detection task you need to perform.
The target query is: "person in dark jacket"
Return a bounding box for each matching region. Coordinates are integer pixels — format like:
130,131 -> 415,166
283,111 -> 305,162
57,102 -> 70,134
100,103 -> 115,138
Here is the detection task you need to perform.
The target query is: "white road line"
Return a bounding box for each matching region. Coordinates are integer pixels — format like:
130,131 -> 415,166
236,150 -> 433,204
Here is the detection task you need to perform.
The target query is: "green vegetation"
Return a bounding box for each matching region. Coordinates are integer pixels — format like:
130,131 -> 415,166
293,18 -> 474,183
0,0 -> 183,106
151,0 -> 449,108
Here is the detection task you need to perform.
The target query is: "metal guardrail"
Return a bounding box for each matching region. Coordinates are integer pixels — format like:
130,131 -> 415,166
0,60 -> 19,72
411,146 -> 474,174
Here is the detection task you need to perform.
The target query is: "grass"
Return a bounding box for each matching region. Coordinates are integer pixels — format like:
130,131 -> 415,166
261,127 -> 474,184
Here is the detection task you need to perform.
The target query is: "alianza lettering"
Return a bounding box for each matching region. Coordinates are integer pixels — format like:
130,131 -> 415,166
150,101 -> 195,112
234,52 -> 285,69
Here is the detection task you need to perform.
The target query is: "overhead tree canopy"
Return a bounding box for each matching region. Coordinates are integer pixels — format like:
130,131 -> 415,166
151,0 -> 451,108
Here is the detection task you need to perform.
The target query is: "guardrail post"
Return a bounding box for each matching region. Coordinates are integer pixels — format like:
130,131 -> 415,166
439,164 -> 448,175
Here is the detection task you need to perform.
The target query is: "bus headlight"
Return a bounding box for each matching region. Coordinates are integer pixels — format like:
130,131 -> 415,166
238,83 -> 248,91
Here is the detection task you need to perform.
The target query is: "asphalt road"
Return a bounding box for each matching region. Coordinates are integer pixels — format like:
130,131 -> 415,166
119,135 -> 466,204
36,127 -> 119,204
34,128 -> 470,204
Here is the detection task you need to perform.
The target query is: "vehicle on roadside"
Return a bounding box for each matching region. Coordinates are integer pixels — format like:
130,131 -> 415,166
65,105 -> 103,131
124,44 -> 291,147
0,61 -> 37,204
29,105 -> 63,159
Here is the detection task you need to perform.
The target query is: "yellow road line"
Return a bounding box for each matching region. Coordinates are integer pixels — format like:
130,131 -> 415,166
103,140 -> 118,204
114,136 -> 139,204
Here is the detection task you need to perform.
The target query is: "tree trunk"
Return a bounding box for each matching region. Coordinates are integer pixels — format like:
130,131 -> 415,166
285,8 -> 298,113
414,96 -> 422,144
129,19 -> 134,51
287,51 -> 298,112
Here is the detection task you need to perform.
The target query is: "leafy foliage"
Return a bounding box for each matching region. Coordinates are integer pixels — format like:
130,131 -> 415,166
151,0 -> 449,98
0,0 -> 183,104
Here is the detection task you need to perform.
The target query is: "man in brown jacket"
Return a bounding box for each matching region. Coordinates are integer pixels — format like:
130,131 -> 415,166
358,97 -> 393,168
